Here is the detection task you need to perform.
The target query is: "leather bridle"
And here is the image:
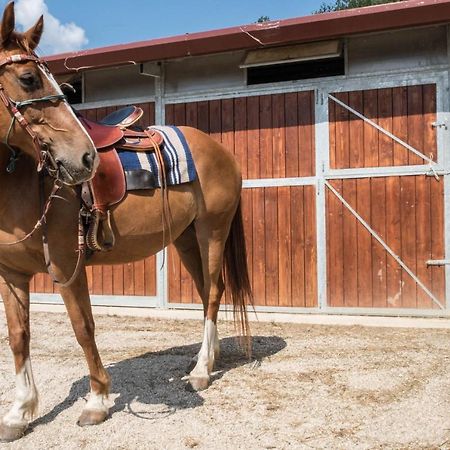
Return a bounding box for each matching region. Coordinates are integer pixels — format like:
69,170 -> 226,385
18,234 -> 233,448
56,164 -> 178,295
0,53 -> 66,175
0,52 -> 85,287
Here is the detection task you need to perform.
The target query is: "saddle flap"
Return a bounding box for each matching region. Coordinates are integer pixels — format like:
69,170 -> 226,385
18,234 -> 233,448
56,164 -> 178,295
79,116 -> 124,149
90,147 -> 126,211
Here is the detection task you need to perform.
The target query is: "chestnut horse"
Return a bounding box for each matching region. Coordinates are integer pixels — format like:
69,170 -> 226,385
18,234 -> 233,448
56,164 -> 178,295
0,2 -> 252,443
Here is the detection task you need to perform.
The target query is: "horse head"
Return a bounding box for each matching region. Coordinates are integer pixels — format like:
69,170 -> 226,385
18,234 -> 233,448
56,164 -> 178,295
0,1 -> 98,184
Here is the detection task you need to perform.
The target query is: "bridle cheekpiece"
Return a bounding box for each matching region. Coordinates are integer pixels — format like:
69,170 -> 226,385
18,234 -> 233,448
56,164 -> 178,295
0,53 -> 66,175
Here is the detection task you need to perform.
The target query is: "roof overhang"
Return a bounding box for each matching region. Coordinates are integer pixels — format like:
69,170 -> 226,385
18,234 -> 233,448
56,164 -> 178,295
45,0 -> 450,75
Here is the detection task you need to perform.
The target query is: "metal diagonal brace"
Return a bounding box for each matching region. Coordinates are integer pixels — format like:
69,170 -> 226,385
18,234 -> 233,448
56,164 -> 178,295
325,180 -> 444,310
328,94 -> 439,169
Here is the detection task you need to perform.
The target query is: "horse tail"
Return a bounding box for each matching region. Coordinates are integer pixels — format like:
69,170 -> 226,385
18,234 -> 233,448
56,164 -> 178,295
223,198 -> 253,357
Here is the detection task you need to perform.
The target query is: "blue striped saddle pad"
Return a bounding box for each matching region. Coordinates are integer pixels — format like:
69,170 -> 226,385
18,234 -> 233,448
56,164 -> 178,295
117,126 -> 197,189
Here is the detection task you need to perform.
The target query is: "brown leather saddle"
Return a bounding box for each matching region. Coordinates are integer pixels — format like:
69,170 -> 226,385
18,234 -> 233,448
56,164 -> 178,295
78,105 -> 164,252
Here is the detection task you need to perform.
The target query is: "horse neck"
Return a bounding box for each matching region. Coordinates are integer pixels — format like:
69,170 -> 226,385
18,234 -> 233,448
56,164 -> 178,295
0,147 -> 39,219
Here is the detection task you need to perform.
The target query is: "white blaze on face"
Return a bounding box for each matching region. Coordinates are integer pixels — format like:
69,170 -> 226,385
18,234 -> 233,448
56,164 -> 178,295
37,65 -> 97,154
3,358 -> 39,427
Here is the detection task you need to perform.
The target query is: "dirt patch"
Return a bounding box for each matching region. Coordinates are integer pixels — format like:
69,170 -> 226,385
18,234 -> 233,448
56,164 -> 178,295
0,312 -> 450,449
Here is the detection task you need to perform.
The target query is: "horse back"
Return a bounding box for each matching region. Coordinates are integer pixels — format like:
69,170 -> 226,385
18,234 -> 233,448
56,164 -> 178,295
88,127 -> 241,266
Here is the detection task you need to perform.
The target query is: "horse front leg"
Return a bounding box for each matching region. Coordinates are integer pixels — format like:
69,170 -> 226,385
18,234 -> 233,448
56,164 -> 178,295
59,268 -> 110,427
0,272 -> 38,442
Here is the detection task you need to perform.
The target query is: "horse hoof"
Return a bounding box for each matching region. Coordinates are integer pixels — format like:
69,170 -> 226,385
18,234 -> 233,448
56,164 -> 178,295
77,409 -> 108,427
0,421 -> 27,442
189,376 -> 210,391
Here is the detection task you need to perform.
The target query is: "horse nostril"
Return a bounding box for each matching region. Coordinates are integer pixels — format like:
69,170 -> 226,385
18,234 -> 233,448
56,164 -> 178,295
82,151 -> 95,171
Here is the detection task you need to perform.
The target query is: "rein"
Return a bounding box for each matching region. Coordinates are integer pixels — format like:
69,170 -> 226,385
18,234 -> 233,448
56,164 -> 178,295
145,130 -> 172,265
0,53 -> 85,287
0,174 -> 86,287
39,175 -> 86,288
0,175 -> 62,247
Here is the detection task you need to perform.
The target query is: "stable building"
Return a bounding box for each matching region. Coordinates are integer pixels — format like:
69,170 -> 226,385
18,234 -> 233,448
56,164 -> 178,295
34,0 -> 450,316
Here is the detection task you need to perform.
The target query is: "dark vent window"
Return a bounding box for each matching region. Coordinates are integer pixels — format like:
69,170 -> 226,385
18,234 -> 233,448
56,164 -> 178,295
64,77 -> 83,104
247,57 -> 345,85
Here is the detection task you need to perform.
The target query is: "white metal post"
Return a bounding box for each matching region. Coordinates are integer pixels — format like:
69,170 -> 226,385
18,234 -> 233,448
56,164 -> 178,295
443,25 -> 450,309
315,88 -> 329,310
155,63 -> 169,308
443,167 -> 450,310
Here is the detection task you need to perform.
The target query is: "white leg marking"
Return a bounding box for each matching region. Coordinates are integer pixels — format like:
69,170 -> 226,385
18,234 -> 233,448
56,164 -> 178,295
191,325 -> 220,364
3,358 -> 38,427
190,319 -> 217,378
84,391 -> 109,414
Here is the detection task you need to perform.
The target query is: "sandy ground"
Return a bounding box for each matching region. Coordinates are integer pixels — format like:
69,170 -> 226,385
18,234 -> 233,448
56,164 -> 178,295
0,311 -> 449,450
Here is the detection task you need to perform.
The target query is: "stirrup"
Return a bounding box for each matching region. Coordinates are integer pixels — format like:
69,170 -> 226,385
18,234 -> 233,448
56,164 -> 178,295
86,209 -> 115,252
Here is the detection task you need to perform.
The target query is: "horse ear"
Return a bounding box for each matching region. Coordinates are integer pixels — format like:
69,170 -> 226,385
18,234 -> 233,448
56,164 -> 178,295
1,2 -> 15,47
23,15 -> 44,50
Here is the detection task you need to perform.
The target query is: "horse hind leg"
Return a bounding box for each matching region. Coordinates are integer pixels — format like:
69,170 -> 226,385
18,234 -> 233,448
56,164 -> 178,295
174,223 -> 205,308
173,224 -> 220,374
187,217 -> 230,391
0,272 -> 38,442
174,222 -> 223,372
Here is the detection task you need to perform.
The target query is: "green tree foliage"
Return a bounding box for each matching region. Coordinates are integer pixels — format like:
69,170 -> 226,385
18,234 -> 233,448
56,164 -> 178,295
256,16 -> 271,23
314,0 -> 405,14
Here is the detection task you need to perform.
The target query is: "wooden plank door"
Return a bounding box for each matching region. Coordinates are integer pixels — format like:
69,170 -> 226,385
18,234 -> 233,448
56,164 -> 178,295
165,92 -> 318,307
326,84 -> 445,309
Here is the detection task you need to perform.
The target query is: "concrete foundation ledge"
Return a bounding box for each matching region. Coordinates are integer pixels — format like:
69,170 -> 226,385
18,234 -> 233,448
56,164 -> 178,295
0,302 -> 449,329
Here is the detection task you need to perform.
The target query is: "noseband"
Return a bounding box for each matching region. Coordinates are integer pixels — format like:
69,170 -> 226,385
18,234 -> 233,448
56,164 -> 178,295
0,53 -> 66,174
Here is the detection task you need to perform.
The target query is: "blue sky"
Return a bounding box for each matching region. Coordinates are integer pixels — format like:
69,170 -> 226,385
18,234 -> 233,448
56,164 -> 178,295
1,0 -> 326,55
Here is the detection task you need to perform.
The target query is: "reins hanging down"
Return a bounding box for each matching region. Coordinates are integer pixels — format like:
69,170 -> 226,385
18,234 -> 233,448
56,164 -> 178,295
40,177 -> 86,288
0,176 -> 62,247
0,174 -> 86,288
145,129 -> 173,259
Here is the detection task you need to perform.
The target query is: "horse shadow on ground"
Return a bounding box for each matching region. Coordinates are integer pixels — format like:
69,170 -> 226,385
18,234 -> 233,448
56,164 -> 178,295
30,335 -> 286,428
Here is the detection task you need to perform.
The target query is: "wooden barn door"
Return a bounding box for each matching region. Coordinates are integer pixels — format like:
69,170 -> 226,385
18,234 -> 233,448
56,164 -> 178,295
30,102 -> 159,302
326,84 -> 445,309
165,92 -> 318,308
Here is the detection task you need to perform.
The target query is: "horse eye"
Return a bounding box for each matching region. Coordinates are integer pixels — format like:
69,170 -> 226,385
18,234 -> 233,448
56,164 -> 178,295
19,72 -> 37,88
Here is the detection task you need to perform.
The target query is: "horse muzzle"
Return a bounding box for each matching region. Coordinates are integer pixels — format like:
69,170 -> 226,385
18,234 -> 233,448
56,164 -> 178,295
53,148 -> 99,185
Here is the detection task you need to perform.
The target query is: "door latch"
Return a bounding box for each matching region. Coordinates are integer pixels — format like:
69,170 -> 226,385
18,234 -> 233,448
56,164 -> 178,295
431,121 -> 447,130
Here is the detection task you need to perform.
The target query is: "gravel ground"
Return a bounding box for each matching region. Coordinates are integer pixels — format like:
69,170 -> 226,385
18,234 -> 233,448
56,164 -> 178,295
0,311 -> 449,449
